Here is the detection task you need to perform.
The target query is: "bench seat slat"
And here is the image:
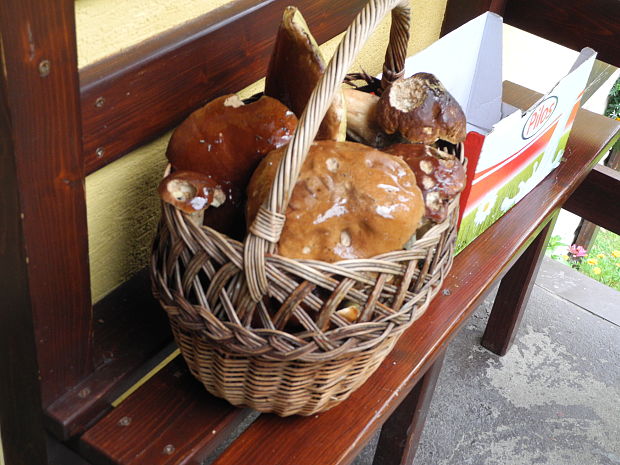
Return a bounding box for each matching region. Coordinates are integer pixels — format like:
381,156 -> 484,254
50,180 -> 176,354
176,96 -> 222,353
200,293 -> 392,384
46,271 -> 173,440
80,357 -> 252,465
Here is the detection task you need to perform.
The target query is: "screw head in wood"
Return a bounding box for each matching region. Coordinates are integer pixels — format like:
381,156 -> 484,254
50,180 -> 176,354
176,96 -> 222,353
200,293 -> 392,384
38,60 -> 51,77
96,147 -> 105,159
163,444 -> 175,455
118,416 -> 132,426
95,97 -> 105,108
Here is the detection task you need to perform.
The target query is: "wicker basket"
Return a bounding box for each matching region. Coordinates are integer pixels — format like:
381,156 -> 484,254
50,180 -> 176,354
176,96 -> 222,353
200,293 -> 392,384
151,0 -> 464,417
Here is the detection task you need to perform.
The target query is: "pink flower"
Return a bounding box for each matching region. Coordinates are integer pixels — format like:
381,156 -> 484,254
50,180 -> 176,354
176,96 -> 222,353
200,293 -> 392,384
567,244 -> 587,258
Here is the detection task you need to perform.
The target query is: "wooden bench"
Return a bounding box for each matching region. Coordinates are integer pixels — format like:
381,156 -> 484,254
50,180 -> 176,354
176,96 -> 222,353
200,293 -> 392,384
1,1 -> 618,464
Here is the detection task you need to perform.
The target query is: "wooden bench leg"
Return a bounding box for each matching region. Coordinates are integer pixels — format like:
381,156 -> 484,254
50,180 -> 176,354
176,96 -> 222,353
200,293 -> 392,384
372,350 -> 446,465
481,213 -> 558,356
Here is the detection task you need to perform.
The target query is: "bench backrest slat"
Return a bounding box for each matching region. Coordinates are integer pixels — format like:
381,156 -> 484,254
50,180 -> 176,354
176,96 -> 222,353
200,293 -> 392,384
80,0 -> 368,174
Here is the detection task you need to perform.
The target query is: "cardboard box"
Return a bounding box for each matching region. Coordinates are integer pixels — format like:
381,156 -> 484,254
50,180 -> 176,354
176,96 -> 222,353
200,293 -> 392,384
400,13 -> 596,252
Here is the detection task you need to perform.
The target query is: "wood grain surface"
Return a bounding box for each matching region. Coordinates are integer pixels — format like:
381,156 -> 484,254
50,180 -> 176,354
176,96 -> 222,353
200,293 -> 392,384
80,0 -> 368,174
46,271 -> 172,440
0,21 -> 50,465
0,0 -> 92,406
443,0 -> 619,66
0,0 -> 90,463
481,215 -> 558,355
440,0 -> 505,36
80,358 -> 253,465
503,0 -> 619,67
564,163 -> 620,236
372,351 -> 447,465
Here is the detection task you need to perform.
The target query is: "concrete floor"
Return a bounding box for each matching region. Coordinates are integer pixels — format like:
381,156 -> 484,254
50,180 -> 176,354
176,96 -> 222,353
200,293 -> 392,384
354,257 -> 620,465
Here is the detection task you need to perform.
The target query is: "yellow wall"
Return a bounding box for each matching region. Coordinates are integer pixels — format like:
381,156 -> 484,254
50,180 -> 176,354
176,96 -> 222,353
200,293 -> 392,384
82,0 -> 448,303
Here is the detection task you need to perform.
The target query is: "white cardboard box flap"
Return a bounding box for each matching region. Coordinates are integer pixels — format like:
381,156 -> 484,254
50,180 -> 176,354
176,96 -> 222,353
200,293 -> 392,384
402,12 -> 503,133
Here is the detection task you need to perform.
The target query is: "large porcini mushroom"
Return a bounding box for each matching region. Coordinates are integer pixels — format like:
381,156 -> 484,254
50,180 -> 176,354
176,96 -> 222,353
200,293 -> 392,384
247,140 -> 424,262
166,93 -> 298,238
265,6 -> 346,141
158,170 -> 226,226
384,143 -> 466,223
376,72 -> 466,145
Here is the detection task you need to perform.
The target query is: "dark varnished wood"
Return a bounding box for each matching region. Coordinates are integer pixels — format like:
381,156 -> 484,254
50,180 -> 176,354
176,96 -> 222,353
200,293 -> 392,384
481,214 -> 558,356
573,220 -> 601,255
80,0 -> 368,174
564,163 -> 620,236
48,436 -> 93,465
441,0 -> 505,36
204,89 -> 619,465
0,0 -> 92,409
571,145 -> 620,248
0,20 -> 50,465
372,351 -> 446,465
79,357 -> 253,465
503,0 -> 620,66
46,271 -> 173,440
0,3 -> 91,463
443,0 -> 619,67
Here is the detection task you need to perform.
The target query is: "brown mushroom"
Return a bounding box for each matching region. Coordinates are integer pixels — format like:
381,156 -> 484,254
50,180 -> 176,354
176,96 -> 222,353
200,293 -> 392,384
376,73 -> 466,145
158,170 -> 226,226
247,140 -> 424,262
265,6 -> 346,141
384,143 -> 466,223
166,93 -> 298,238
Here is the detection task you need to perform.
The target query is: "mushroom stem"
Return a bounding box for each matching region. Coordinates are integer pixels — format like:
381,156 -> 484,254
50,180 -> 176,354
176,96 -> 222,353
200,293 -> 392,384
343,88 -> 389,148
336,301 -> 360,323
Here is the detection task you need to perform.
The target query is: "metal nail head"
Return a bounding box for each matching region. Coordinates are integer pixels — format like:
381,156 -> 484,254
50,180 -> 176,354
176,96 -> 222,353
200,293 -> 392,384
163,444 -> 175,455
38,60 -> 51,77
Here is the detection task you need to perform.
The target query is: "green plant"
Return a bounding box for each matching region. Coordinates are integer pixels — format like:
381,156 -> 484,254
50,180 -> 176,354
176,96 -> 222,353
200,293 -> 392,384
553,229 -> 620,291
545,234 -> 567,259
575,229 -> 620,291
604,76 -> 620,120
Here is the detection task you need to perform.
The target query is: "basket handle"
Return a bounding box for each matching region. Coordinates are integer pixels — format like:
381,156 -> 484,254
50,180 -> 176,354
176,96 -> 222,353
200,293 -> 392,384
244,0 -> 411,301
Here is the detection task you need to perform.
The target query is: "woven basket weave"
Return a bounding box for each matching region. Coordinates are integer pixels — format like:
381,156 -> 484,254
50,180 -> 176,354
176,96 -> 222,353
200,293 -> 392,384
151,0 -> 463,416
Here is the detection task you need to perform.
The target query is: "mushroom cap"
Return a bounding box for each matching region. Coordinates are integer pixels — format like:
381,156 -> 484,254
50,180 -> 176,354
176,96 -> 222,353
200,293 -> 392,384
384,143 -> 466,223
247,140 -> 424,262
376,73 -> 466,145
264,6 -> 346,141
165,94 -> 297,239
166,94 -> 298,188
158,170 -> 225,215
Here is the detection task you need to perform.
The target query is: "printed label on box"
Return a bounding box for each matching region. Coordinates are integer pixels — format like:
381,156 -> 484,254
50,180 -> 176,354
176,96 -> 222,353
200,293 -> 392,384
400,12 -> 596,252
